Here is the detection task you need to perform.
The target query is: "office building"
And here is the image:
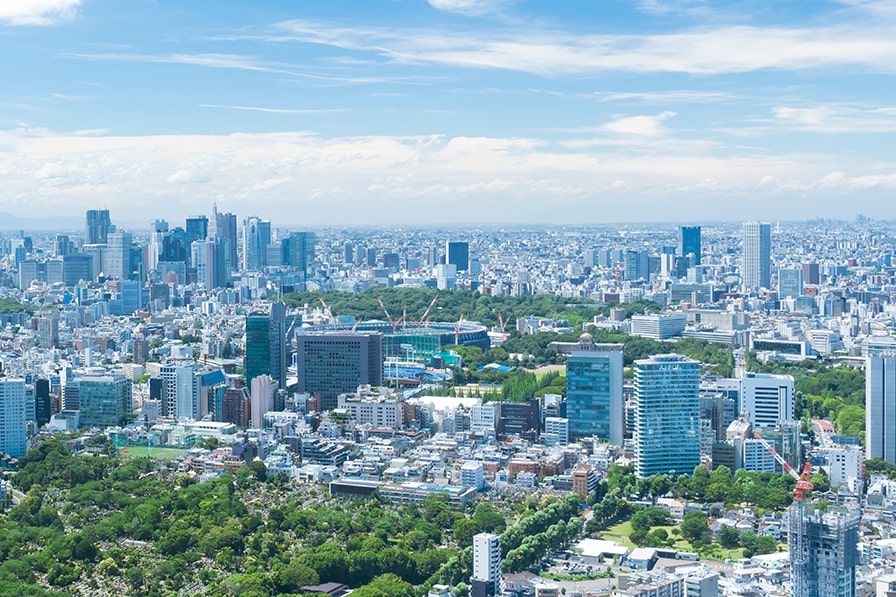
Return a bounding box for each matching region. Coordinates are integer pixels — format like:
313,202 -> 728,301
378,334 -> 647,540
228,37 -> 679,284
245,302 -> 287,388
543,417 -> 569,446
294,331 -> 383,411
250,375 -> 277,429
867,354 -> 896,463
742,221 -> 771,290
104,231 -> 133,280
740,372 -> 795,428
802,262 -> 821,285
288,231 -> 316,275
38,315 -> 59,349
210,204 -> 238,269
185,216 -> 209,245
471,404 -> 498,436
160,363 -> 197,420
85,209 -> 111,245
679,226 -> 701,265
779,267 -> 804,298
192,239 -> 219,291
634,355 -> 700,478
78,374 -> 132,428
631,313 -> 687,341
222,385 -> 250,427
63,254 -> 93,285
472,533 -> 502,597
241,216 -> 271,271
624,249 -> 649,281
565,345 -> 623,445
35,378 -> 52,428
497,398 -> 541,440
446,241 -> 470,272
0,378 -> 27,458
337,388 -> 404,429
790,504 -> 860,597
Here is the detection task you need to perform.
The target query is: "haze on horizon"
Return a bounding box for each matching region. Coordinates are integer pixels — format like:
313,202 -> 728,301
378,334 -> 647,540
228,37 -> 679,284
1,0 -> 895,226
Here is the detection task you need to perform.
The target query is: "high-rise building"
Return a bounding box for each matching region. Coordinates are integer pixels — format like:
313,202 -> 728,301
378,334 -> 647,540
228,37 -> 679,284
624,249 -> 649,281
288,231 -> 316,275
78,374 -> 132,428
867,354 -> 896,464
250,375 -> 277,429
446,241 -> 470,272
160,363 -> 197,420
0,378 -> 27,458
54,234 -> 73,257
294,331 -> 383,411
104,231 -> 133,280
779,267 -> 804,298
245,302 -> 287,387
242,216 -> 271,271
222,385 -> 250,427
679,226 -> 701,265
472,533 -> 501,597
192,239 -> 218,291
634,354 -> 700,478
565,345 -> 623,445
210,204 -> 238,269
802,262 -> 821,285
185,216 -> 209,245
35,378 -> 51,428
63,254 -> 93,285
85,209 -> 111,245
38,315 -> 59,349
742,221 -> 771,290
740,372 -> 795,428
790,503 -> 860,597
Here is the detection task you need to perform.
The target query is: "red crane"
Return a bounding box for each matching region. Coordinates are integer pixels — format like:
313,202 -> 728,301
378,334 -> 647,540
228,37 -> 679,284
419,293 -> 440,327
752,429 -> 812,597
318,297 -> 339,331
374,293 -> 398,332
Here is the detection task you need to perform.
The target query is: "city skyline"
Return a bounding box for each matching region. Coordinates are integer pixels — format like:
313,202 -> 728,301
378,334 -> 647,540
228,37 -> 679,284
1,1 -> 895,225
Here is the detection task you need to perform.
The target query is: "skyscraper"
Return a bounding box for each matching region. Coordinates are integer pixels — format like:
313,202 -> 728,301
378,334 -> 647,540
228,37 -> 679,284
790,503 -> 860,597
245,302 -> 287,388
192,239 -> 218,291
85,209 -> 111,245
242,216 -> 272,271
679,225 -> 701,265
867,353 -> 896,464
446,240 -> 470,272
103,231 -> 133,280
294,331 -> 383,411
742,221 -> 771,290
565,344 -> 623,445
0,378 -> 27,458
210,204 -> 238,269
160,363 -> 196,420
288,231 -> 316,275
472,533 -> 501,597
634,354 -> 700,478
185,215 -> 209,245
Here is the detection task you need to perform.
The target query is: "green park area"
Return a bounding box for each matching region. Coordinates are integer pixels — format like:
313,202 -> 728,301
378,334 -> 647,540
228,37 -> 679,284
120,446 -> 186,460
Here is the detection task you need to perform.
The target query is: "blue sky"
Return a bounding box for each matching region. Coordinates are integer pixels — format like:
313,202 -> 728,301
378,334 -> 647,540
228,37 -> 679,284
1,0 -> 895,226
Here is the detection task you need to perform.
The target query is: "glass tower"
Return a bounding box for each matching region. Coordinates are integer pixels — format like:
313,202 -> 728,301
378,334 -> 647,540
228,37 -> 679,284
565,346 -> 623,445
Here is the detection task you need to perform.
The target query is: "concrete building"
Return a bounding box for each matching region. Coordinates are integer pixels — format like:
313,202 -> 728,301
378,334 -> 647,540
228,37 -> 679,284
565,344 -> 623,444
0,379 -> 27,458
250,375 -> 277,429
631,313 -> 687,341
740,372 -> 795,427
742,221 -> 771,290
295,331 -> 383,411
160,363 -> 196,420
472,533 -> 502,597
336,387 -> 404,429
867,353 -> 896,464
634,355 -> 700,478
461,460 -> 486,490
543,416 -> 569,446
471,403 -> 497,437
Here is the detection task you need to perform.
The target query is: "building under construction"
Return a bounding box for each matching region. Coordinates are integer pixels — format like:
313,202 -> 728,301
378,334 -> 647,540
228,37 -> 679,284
788,503 -> 860,597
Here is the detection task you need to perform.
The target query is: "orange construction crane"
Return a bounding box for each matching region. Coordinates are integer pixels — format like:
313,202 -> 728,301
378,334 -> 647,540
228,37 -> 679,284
752,429 -> 812,597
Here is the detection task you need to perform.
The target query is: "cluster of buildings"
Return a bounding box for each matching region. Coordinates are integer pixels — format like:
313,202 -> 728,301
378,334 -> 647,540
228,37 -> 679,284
6,212 -> 896,595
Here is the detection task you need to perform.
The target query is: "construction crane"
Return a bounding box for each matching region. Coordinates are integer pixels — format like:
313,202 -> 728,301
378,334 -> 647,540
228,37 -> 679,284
374,293 -> 398,332
752,429 -> 813,597
454,313 -> 465,345
419,293 -> 440,327
497,313 -> 507,333
318,297 -> 339,331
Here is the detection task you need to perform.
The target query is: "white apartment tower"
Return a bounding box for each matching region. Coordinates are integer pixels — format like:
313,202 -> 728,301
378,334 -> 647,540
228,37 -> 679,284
472,532 -> 501,597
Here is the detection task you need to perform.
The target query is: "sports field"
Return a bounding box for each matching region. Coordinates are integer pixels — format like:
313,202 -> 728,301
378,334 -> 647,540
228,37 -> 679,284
120,446 -> 186,460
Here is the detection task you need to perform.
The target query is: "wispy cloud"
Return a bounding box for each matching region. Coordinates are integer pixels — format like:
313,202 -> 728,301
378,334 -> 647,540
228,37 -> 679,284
273,19 -> 896,76
0,0 -> 81,26
199,104 -> 349,114
427,0 -> 510,16
605,111 -> 677,136
589,90 -> 732,104
772,104 -> 896,132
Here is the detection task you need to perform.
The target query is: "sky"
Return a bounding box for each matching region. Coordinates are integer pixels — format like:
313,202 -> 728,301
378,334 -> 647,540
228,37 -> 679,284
1,0 -> 895,227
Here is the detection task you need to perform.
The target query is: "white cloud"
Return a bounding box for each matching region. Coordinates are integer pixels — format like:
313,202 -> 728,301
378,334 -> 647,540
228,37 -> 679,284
1,128 -> 894,224
274,20 -> 896,76
0,0 -> 81,26
427,0 -> 508,16
199,104 -> 349,114
605,111 -> 677,136
773,104 -> 896,132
